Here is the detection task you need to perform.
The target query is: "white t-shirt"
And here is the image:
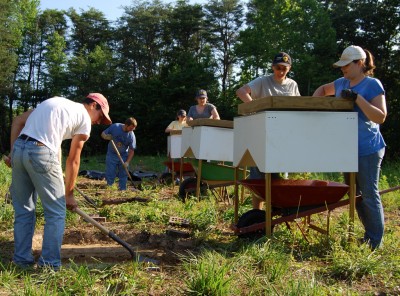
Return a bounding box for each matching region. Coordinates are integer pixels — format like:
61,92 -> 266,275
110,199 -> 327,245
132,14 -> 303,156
247,75 -> 300,99
20,96 -> 91,153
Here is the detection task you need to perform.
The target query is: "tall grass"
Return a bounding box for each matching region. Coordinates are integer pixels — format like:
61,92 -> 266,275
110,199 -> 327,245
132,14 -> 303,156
0,160 -> 14,242
183,251 -> 235,296
325,243 -> 387,281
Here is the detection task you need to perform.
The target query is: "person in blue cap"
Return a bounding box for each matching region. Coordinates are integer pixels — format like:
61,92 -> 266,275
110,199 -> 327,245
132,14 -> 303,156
236,52 -> 300,210
187,89 -> 220,121
165,109 -> 188,133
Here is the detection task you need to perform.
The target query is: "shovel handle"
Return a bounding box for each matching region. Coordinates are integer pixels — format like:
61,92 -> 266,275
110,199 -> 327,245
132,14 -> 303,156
110,139 -> 134,183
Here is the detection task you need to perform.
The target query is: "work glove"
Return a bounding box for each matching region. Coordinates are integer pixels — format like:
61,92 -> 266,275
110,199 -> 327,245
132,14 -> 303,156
341,89 -> 358,101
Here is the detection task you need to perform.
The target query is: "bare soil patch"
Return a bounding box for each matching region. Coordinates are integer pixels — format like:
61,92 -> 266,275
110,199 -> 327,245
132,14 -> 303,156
61,178 -> 203,266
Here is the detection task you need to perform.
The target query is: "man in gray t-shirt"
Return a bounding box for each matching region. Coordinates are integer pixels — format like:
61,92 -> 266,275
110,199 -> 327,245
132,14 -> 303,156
248,74 -> 300,98
236,52 -> 300,210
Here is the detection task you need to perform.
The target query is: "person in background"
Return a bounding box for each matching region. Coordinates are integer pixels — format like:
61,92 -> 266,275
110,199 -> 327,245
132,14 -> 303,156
7,93 -> 111,270
236,52 -> 300,102
101,117 -> 137,190
236,52 -> 300,210
313,45 -> 386,249
187,89 -> 220,121
165,109 -> 188,133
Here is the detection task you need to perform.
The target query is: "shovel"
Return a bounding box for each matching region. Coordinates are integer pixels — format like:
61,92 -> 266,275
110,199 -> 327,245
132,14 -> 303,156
74,207 -> 159,267
110,139 -> 137,188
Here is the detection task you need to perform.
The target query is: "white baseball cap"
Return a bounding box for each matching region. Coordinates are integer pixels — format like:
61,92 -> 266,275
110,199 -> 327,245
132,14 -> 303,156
333,46 -> 366,68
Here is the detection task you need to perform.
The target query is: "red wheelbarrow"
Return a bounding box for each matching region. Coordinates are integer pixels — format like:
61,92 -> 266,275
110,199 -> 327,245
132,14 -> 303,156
240,179 -> 349,208
159,159 -> 195,185
233,179 -> 350,238
234,180 -> 400,239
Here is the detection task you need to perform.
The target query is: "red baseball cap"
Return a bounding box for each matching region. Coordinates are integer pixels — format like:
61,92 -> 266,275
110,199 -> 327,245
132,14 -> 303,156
86,93 -> 112,125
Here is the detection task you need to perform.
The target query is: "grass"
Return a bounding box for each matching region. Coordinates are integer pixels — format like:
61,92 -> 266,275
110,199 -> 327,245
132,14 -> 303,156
0,154 -> 400,295
182,251 -> 235,295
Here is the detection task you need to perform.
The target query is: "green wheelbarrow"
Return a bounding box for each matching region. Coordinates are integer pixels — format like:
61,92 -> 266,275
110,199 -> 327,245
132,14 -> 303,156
178,159 -> 248,202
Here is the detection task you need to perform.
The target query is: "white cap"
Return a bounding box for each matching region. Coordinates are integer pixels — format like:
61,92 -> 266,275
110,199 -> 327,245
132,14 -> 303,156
333,46 -> 366,67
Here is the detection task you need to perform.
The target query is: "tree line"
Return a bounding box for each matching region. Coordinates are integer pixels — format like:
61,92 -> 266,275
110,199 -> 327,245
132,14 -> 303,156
1,0 -> 399,159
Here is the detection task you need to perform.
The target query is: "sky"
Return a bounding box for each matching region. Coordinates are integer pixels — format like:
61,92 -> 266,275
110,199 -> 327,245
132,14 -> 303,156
39,0 -> 207,21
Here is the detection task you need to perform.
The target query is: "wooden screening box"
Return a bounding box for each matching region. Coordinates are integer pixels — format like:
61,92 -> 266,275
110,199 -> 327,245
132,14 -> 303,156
169,130 -> 182,135
237,96 -> 354,115
182,119 -> 234,162
167,134 -> 182,158
187,118 -> 234,128
233,111 -> 358,173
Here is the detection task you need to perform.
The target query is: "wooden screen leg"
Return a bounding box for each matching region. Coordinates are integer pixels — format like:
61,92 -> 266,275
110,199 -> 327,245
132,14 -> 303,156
234,167 -> 239,224
180,157 -> 183,182
265,173 -> 272,237
170,156 -> 175,188
240,167 -> 247,203
196,159 -> 202,199
348,172 -> 356,242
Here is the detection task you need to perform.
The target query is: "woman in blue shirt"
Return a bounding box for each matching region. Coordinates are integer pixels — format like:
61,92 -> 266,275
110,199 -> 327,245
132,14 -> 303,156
313,45 -> 387,249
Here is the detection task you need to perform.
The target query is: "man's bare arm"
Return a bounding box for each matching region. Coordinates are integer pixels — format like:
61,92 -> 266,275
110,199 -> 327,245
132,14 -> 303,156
64,134 -> 89,210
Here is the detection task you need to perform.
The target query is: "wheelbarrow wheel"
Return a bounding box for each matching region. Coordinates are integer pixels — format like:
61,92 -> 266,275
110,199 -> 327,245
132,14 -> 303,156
236,209 -> 266,239
159,172 -> 173,185
178,177 -> 207,202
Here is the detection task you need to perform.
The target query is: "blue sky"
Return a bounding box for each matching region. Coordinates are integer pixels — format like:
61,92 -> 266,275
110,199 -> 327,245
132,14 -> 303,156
39,0 -> 207,21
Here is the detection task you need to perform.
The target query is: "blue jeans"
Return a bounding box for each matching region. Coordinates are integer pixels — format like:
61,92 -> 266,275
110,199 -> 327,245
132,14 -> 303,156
11,138 -> 65,269
105,153 -> 128,190
356,148 -> 385,249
